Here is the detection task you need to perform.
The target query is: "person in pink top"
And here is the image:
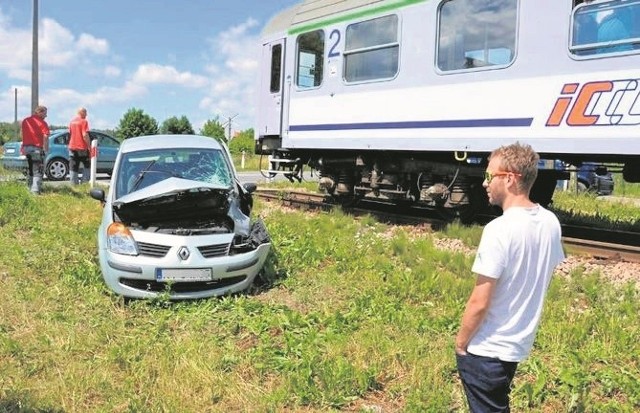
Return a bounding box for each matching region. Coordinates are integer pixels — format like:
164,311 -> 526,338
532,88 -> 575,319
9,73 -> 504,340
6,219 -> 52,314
21,105 -> 50,194
68,107 -> 91,184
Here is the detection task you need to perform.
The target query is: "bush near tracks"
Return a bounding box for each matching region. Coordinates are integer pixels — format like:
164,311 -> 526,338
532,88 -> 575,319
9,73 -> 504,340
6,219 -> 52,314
0,181 -> 638,412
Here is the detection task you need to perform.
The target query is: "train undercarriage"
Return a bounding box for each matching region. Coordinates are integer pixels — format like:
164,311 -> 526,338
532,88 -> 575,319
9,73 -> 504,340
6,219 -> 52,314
259,146 -> 564,222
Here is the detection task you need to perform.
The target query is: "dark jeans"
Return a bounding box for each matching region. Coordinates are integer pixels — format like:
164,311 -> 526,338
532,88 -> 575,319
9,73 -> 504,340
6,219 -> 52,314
69,150 -> 90,173
456,352 -> 518,413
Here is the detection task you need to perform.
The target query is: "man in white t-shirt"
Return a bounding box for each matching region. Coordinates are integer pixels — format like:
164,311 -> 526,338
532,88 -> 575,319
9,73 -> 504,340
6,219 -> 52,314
455,142 -> 565,412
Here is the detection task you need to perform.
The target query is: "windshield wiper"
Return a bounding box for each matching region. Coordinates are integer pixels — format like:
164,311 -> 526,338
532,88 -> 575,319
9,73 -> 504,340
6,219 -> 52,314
130,160 -> 156,192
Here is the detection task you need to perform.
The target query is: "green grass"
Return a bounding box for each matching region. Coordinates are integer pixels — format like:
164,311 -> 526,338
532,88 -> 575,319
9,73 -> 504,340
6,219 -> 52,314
0,181 -> 639,412
231,152 -> 263,172
551,190 -> 640,231
612,173 -> 640,198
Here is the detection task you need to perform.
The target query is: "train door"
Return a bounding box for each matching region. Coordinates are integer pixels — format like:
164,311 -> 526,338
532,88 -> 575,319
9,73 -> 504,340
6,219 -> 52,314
258,39 -> 285,138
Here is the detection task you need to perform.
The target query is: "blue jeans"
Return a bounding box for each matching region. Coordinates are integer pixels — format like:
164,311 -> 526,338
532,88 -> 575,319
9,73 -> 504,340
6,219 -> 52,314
456,352 -> 518,412
23,145 -> 44,194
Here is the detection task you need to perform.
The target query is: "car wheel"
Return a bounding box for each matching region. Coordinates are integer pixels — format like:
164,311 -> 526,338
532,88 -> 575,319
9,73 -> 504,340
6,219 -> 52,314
46,158 -> 69,181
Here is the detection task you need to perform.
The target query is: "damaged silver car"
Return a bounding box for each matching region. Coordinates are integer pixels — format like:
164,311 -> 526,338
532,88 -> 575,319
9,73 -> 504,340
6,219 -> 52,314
90,134 -> 271,299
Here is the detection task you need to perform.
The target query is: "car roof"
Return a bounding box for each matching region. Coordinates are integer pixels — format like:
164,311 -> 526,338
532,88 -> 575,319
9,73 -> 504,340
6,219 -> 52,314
119,134 -> 224,153
49,129 -> 114,137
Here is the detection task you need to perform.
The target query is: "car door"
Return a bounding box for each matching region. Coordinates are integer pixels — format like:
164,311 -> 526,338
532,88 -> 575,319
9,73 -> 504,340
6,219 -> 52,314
90,132 -> 120,173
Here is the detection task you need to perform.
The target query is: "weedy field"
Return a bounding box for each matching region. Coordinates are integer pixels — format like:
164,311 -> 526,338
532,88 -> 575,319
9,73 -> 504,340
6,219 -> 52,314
0,180 -> 639,412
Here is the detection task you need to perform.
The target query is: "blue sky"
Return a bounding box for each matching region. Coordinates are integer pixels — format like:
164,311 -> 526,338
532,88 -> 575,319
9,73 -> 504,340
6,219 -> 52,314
0,0 -> 297,134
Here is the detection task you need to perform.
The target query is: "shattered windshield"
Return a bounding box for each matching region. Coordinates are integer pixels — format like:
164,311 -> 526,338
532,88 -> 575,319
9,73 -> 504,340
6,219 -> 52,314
115,148 -> 233,198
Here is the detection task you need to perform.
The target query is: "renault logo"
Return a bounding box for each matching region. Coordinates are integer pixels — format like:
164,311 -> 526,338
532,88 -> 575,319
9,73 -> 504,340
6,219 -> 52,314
177,246 -> 190,260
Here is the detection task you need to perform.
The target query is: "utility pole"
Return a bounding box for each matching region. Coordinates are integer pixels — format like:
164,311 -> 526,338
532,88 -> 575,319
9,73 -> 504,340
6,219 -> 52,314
31,0 -> 39,112
222,114 -> 238,141
15,88 -> 19,140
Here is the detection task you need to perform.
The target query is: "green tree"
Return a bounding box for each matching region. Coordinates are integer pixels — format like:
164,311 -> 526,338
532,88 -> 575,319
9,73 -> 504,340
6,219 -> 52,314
160,116 -> 194,135
0,121 -> 20,144
228,128 -> 255,154
199,117 -> 226,143
115,108 -> 158,140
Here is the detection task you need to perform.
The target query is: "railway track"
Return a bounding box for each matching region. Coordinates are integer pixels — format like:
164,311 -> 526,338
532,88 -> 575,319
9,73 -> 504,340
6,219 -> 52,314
255,189 -> 640,263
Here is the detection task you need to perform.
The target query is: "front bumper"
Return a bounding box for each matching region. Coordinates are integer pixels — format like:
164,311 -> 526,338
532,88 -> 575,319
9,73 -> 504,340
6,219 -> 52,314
98,235 -> 271,300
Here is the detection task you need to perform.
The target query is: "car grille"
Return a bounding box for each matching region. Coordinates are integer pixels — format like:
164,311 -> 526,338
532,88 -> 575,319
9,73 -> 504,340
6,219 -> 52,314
136,242 -> 231,258
137,241 -> 171,258
119,275 -> 247,293
197,242 -> 231,258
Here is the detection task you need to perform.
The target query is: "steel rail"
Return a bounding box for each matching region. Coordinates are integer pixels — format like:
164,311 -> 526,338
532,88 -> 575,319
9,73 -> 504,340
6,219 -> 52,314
562,237 -> 640,263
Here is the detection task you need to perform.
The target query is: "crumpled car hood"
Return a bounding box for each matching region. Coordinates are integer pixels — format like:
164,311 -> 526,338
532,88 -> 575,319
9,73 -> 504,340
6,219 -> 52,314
113,177 -> 233,225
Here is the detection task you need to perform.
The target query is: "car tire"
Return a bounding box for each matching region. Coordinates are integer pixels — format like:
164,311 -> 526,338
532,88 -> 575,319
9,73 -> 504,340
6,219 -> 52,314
46,158 -> 69,181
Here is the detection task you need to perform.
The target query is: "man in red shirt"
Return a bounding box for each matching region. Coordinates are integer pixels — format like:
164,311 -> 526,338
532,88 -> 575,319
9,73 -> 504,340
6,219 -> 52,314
68,107 -> 90,184
21,105 -> 50,194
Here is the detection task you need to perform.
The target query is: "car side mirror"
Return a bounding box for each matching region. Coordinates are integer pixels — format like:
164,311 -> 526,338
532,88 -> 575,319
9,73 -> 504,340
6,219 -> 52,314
90,187 -> 106,203
243,182 -> 257,193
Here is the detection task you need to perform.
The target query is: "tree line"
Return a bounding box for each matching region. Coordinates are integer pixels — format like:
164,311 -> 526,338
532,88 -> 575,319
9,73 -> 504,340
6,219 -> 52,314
0,107 -> 255,155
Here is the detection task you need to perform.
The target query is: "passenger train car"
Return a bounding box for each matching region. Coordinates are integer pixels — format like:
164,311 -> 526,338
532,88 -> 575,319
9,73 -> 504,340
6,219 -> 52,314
255,0 -> 640,217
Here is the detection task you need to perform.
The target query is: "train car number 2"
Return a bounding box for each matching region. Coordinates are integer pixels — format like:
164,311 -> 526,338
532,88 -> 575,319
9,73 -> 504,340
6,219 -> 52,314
328,29 -> 341,58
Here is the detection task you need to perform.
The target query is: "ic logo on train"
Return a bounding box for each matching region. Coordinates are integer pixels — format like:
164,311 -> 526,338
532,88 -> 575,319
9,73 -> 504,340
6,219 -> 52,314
546,79 -> 640,126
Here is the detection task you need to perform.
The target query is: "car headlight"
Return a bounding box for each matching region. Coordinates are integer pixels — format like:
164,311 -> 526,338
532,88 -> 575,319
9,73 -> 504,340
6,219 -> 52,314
106,222 -> 139,255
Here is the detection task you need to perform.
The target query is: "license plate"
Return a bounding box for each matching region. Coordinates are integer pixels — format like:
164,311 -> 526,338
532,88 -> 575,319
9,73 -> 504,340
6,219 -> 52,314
155,268 -> 212,282
5,148 -> 16,154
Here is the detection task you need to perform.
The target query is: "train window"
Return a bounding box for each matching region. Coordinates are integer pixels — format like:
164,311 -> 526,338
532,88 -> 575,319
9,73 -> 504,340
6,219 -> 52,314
343,15 -> 399,82
571,0 -> 640,56
296,30 -> 325,88
436,0 -> 517,72
270,44 -> 282,93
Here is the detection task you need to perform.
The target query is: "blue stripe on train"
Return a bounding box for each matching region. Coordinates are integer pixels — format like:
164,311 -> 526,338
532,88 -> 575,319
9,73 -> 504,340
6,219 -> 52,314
289,118 -> 534,131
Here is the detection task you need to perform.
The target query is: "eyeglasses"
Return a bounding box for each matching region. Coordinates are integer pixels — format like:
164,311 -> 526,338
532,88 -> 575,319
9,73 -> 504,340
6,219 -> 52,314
484,170 -> 521,183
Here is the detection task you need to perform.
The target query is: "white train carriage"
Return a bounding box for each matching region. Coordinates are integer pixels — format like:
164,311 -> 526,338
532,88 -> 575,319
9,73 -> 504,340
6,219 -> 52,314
256,0 -> 640,215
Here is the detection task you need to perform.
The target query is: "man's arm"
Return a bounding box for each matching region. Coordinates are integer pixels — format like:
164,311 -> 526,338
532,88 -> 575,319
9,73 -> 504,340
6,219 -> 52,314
83,132 -> 90,149
40,122 -> 50,152
83,120 -> 90,149
455,275 -> 497,355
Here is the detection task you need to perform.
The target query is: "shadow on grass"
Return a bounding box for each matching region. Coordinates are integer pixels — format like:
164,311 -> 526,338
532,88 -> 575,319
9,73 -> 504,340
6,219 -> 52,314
0,398 -> 65,413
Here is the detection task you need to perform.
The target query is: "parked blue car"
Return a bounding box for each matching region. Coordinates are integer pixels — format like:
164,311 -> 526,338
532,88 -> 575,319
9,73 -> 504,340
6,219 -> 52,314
538,159 -> 614,195
0,129 -> 120,181
576,161 -> 614,195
